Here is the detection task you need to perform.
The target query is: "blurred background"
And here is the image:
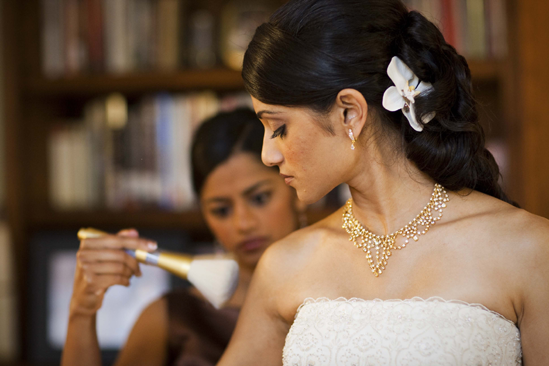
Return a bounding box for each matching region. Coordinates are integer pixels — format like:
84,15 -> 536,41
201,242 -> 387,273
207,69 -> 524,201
0,0 -> 548,365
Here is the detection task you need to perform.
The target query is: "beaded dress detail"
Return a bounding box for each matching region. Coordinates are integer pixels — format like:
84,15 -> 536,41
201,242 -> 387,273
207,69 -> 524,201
283,297 -> 521,366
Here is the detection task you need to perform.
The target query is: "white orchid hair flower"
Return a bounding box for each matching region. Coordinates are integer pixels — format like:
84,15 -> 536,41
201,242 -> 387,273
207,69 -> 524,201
382,56 -> 436,132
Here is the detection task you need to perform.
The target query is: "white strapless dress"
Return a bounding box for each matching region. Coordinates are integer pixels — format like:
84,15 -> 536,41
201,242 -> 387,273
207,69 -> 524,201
282,297 -> 521,366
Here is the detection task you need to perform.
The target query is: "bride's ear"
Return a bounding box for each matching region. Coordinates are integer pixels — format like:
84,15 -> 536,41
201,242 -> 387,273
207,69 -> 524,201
334,89 -> 368,139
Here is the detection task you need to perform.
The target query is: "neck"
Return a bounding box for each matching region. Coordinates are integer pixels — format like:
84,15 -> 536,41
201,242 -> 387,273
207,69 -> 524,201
346,144 -> 436,235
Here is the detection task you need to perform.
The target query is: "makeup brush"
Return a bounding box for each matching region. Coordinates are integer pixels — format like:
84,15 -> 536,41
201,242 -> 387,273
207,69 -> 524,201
77,228 -> 239,309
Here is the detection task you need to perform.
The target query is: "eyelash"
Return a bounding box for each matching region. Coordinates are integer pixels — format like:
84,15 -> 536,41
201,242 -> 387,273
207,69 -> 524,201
250,191 -> 272,206
208,191 -> 271,218
210,206 -> 230,218
271,125 -> 286,139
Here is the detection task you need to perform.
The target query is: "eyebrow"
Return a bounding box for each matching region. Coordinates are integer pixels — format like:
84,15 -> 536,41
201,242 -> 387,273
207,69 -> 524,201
256,110 -> 281,119
242,180 -> 273,196
203,180 -> 274,204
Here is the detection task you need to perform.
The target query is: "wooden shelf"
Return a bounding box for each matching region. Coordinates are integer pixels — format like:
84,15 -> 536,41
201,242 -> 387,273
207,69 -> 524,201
23,60 -> 502,98
468,59 -> 505,82
24,68 -> 245,97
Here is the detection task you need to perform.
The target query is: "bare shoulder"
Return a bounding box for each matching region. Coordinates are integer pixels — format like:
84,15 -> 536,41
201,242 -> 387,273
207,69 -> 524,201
438,191 -> 549,328
258,206 -> 345,280
142,296 -> 168,314
128,296 -> 168,336
116,296 -> 168,366
453,190 -> 549,244
453,191 -> 549,299
504,208 -> 549,244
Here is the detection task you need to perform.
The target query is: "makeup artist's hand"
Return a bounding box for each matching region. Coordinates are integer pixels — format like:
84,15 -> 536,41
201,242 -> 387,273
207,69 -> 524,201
69,229 -> 158,317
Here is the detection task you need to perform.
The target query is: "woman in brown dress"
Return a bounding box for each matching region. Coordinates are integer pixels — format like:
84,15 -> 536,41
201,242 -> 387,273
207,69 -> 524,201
61,108 -> 306,366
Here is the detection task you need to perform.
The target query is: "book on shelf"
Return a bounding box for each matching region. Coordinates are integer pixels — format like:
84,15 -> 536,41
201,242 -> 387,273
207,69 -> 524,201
466,0 -> 487,59
41,0 -> 65,78
47,91 -> 253,212
157,0 -> 182,70
485,0 -> 507,59
0,221 -> 17,361
64,0 -> 81,75
41,0 -> 183,76
188,9 -> 216,70
86,0 -> 104,72
102,0 -> 131,74
219,0 -> 274,71
40,0 -> 276,77
49,125 -> 67,210
403,0 -> 507,60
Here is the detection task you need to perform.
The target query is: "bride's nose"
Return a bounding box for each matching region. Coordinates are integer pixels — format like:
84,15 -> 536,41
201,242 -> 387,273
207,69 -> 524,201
261,134 -> 283,167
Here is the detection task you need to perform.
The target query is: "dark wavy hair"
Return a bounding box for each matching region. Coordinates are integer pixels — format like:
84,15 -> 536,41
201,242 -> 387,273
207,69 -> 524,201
243,0 -> 513,204
191,108 -> 266,195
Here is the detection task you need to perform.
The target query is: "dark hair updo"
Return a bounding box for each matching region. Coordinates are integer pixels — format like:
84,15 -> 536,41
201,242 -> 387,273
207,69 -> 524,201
243,0 -> 513,204
191,108 -> 266,195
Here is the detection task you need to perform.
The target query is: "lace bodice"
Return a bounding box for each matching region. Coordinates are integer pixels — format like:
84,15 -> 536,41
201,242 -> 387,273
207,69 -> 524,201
283,297 -> 521,366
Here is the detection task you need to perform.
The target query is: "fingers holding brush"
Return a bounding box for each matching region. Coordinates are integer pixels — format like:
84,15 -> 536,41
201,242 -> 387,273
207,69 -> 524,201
78,249 -> 142,277
78,228 -> 153,280
69,228 -> 157,317
78,227 -> 159,282
80,229 -> 158,252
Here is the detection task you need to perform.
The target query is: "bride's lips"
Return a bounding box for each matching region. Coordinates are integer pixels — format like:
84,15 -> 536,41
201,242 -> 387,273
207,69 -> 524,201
280,173 -> 294,185
238,237 -> 269,252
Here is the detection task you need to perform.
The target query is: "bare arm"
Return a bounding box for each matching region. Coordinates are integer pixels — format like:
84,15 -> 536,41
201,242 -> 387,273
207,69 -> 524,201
61,229 -> 157,366
517,218 -> 549,365
62,314 -> 102,366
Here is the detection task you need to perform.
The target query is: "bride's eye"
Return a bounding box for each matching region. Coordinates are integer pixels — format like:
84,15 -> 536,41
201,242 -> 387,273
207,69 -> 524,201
271,125 -> 286,139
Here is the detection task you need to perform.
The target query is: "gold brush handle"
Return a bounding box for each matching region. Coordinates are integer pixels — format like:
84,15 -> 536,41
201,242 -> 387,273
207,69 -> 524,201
77,226 -> 147,261
77,227 -> 109,240
76,227 -> 192,280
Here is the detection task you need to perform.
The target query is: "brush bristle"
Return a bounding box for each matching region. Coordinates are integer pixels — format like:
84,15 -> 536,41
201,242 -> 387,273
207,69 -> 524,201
187,259 -> 239,309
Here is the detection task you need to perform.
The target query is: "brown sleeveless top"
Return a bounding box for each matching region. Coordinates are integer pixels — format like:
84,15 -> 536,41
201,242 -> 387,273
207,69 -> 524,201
164,288 -> 240,366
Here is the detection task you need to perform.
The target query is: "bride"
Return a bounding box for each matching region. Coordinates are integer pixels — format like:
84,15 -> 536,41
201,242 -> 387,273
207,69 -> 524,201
217,0 -> 549,365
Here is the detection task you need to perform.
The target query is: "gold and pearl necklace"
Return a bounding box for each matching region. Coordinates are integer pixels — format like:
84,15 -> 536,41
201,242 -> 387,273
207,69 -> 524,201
342,183 -> 449,277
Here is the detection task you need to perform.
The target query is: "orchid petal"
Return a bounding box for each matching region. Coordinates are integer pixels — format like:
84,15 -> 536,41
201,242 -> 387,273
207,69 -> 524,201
382,86 -> 405,112
403,104 -> 423,132
383,56 -> 436,132
387,56 -> 413,92
409,74 -> 420,91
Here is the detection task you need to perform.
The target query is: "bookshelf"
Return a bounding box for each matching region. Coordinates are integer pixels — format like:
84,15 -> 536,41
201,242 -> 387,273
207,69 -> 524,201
22,60 -> 505,98
25,68 -> 245,97
4,0 -> 549,365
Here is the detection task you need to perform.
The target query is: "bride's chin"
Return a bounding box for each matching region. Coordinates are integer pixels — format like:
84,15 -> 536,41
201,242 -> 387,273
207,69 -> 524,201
296,188 -> 327,206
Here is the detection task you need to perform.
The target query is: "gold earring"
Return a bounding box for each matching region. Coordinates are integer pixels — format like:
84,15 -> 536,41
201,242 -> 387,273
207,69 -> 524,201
348,129 -> 357,150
